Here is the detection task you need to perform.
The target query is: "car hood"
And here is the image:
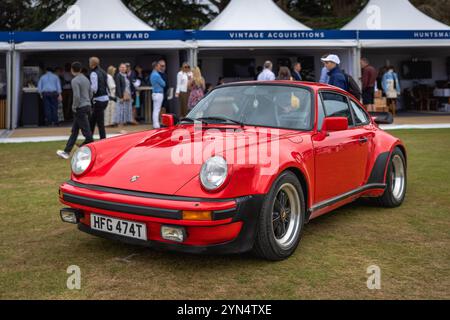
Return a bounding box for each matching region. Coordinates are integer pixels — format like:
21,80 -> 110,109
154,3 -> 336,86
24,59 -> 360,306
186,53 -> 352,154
75,126 -> 292,195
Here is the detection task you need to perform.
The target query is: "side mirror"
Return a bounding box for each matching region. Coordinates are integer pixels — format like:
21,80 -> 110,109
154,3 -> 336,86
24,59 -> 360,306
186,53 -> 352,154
161,114 -> 178,128
322,117 -> 348,132
369,112 -> 394,125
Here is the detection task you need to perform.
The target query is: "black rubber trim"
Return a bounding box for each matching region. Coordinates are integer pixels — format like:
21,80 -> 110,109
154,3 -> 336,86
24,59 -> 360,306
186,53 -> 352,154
63,193 -> 183,220
76,194 -> 266,255
63,184 -> 264,221
212,209 -> 236,220
67,180 -> 235,203
367,152 -> 390,185
310,183 -> 386,213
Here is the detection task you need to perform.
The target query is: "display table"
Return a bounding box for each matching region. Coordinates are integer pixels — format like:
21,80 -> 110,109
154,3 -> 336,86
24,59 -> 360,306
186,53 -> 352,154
137,86 -> 152,123
433,88 -> 450,103
21,88 -> 42,127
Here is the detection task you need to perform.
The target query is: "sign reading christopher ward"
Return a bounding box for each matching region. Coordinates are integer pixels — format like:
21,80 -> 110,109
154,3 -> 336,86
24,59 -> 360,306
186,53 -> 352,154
11,31 -> 188,43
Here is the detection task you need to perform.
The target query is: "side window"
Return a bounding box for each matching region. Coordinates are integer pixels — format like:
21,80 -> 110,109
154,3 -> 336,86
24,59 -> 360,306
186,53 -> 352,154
350,100 -> 370,126
317,95 -> 325,131
321,92 -> 354,126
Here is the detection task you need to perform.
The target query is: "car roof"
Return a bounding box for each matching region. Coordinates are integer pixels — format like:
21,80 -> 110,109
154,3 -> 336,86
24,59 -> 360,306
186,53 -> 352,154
219,80 -> 348,94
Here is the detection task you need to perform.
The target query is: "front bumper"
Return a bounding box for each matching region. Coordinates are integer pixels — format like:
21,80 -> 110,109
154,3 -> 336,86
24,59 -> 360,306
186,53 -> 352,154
59,181 -> 265,254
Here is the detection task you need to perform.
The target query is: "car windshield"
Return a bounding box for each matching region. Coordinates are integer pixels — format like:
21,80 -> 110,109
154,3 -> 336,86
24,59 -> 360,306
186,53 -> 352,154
186,85 -> 313,130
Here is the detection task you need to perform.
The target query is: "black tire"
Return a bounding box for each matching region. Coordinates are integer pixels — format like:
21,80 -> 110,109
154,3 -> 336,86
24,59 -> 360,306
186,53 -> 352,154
253,171 -> 305,261
374,148 -> 407,208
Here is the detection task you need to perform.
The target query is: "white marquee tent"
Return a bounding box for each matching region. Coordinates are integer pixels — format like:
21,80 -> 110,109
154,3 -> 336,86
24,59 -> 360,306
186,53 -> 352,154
197,0 -> 358,85
343,0 -> 450,98
343,0 -> 450,47
10,0 -> 193,129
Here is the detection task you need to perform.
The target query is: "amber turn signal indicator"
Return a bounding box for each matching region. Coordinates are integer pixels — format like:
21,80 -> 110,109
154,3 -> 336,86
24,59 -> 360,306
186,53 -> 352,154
182,211 -> 212,221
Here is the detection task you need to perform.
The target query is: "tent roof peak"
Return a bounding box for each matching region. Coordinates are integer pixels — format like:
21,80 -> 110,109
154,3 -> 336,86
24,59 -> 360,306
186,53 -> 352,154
44,0 -> 153,32
202,0 -> 310,31
342,0 -> 450,30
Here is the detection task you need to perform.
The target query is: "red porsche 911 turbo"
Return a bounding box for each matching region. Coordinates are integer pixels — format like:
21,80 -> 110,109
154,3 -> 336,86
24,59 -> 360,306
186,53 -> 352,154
59,81 -> 407,261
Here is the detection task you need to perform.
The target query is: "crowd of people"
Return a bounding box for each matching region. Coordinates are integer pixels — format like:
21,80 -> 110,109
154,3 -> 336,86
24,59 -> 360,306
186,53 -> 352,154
254,54 -> 401,113
40,53 -> 401,159
47,57 -> 208,159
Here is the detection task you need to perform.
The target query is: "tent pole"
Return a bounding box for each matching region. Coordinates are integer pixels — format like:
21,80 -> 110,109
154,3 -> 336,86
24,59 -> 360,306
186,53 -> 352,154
5,46 -> 12,130
187,44 -> 198,68
354,44 -> 362,88
10,49 -> 21,130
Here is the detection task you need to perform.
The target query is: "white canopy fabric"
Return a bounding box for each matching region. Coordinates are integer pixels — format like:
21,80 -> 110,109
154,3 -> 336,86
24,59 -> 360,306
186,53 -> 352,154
44,0 -> 153,31
343,0 -> 450,48
0,43 -> 11,51
343,0 -> 450,30
203,0 -> 310,31
199,0 -> 355,48
15,0 -> 190,51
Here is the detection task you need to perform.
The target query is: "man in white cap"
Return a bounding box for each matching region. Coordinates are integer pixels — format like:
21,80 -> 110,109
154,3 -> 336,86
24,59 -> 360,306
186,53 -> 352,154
321,54 -> 348,91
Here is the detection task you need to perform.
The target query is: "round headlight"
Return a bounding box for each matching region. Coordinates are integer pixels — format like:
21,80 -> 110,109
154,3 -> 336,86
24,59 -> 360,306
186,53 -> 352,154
71,146 -> 92,176
200,156 -> 228,191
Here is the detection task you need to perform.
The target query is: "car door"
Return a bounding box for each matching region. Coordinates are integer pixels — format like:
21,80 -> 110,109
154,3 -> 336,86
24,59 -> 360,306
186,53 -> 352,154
348,98 -> 374,182
313,91 -> 370,203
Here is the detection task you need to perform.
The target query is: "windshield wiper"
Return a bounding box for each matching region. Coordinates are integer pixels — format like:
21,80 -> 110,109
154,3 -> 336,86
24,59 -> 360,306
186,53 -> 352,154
196,117 -> 245,127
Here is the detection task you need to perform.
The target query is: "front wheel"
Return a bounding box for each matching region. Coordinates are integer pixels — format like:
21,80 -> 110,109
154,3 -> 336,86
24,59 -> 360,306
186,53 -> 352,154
375,148 -> 407,207
253,171 -> 305,261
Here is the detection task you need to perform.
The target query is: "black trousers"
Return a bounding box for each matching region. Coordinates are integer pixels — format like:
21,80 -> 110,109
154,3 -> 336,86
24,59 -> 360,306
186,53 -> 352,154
64,106 -> 94,154
90,100 -> 109,140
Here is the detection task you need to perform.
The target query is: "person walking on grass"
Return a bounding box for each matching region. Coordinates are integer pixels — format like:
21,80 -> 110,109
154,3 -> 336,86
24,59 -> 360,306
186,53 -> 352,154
56,62 -> 93,160
150,61 -> 166,129
89,57 -> 109,140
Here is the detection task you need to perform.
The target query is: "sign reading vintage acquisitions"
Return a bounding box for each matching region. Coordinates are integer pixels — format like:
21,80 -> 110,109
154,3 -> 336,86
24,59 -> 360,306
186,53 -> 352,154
2,30 -> 450,43
192,30 -> 357,40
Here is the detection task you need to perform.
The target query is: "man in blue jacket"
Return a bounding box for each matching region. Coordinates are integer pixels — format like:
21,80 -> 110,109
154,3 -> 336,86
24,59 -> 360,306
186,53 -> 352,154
150,61 -> 166,129
321,54 -> 348,91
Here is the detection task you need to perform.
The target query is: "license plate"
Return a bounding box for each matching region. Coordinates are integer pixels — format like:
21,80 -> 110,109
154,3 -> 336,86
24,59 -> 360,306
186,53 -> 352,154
90,214 -> 147,241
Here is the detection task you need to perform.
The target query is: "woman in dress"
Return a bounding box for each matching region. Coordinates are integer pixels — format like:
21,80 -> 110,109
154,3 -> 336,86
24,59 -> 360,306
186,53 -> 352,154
187,67 -> 205,112
104,66 -> 117,127
114,63 -> 133,134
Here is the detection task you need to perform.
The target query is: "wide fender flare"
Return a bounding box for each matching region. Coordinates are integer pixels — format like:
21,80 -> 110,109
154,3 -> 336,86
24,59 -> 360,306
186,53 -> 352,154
256,161 -> 313,209
368,140 -> 407,185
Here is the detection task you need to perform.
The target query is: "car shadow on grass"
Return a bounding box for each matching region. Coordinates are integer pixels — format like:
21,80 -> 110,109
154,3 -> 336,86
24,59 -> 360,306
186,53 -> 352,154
78,198 -> 389,269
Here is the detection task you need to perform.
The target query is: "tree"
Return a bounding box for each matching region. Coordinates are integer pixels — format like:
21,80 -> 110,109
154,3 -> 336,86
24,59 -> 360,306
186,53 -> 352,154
123,0 -> 214,29
0,0 -> 448,31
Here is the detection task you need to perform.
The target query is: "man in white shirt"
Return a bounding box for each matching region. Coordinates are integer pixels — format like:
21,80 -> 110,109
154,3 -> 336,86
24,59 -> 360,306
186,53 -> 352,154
257,61 -> 276,81
175,62 -> 192,117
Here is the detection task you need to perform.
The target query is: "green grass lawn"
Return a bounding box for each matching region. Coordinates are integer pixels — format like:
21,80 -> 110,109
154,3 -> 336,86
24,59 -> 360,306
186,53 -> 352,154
0,129 -> 449,300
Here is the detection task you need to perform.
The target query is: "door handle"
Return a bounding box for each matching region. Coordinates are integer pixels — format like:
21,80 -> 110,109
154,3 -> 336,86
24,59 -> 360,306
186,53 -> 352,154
359,136 -> 369,144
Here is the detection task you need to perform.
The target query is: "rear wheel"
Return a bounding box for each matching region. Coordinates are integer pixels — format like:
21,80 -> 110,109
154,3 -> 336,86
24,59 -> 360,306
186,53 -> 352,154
253,171 -> 305,261
374,148 -> 407,207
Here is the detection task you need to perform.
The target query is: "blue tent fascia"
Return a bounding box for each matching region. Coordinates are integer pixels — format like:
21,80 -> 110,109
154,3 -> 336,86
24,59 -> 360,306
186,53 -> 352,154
4,30 -> 450,43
